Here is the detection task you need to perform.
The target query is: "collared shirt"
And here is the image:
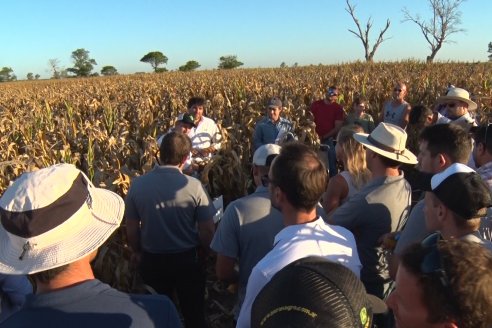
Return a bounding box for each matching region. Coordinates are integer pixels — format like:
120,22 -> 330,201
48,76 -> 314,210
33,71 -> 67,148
188,116 -> 222,153
125,165 -> 215,253
236,217 -> 360,328
331,174 -> 412,286
252,117 -> 293,150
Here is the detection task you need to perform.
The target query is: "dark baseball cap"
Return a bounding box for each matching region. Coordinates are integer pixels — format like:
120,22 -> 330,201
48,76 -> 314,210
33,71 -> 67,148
267,97 -> 282,108
251,256 -> 387,328
418,163 -> 492,219
177,113 -> 196,127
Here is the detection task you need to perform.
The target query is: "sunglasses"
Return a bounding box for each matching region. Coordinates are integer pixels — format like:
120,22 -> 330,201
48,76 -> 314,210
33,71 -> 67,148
393,88 -> 403,92
420,232 -> 450,288
444,103 -> 457,108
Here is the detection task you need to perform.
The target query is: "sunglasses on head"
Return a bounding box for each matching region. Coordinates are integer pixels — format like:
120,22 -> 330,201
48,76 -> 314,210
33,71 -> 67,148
420,232 -> 450,288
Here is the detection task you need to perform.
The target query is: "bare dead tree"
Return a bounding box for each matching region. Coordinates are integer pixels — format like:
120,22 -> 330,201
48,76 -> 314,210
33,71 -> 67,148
346,0 -> 391,62
402,0 -> 465,63
48,58 -> 61,79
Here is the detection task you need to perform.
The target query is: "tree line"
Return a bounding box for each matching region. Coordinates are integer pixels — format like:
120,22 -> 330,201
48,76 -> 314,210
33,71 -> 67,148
1,0 -> 489,82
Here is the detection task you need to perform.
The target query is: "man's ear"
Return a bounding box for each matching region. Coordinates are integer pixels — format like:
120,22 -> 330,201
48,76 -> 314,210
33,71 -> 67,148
436,153 -> 448,170
475,142 -> 485,156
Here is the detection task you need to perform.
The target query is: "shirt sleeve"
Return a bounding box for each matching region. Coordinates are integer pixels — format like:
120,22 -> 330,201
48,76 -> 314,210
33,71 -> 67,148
335,106 -> 345,121
253,123 -> 263,151
331,192 -> 365,230
195,184 -> 216,222
211,122 -> 222,151
236,266 -> 269,328
210,203 -> 240,258
124,182 -> 140,222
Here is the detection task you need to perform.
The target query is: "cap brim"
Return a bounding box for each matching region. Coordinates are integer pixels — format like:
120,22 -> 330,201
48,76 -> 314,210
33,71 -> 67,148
353,133 -> 418,165
436,96 -> 477,111
0,187 -> 124,274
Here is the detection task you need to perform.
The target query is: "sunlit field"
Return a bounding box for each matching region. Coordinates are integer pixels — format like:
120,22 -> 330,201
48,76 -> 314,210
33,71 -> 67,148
0,61 -> 491,326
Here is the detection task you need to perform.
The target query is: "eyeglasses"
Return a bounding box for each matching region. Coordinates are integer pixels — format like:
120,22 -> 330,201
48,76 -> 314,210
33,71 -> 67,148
420,232 -> 450,288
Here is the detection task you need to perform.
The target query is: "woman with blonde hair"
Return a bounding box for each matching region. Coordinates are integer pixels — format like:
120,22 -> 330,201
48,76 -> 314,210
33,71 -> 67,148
322,125 -> 371,215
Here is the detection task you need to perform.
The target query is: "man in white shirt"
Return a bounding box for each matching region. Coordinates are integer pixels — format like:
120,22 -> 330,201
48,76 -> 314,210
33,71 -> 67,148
236,142 -> 361,328
186,97 -> 222,160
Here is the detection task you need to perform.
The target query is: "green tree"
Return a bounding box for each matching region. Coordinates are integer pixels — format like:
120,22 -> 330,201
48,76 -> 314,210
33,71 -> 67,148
35,74 -> 40,80
488,42 -> 492,62
403,0 -> 466,63
67,48 -> 97,77
140,51 -> 168,72
27,72 -> 34,80
179,60 -> 201,72
0,67 -> 16,82
101,65 -> 118,76
218,55 -> 243,69
280,62 -> 287,68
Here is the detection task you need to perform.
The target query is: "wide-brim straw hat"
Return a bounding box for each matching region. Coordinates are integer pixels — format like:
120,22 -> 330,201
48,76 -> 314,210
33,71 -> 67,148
353,122 -> 418,165
0,163 -> 124,274
436,87 -> 477,111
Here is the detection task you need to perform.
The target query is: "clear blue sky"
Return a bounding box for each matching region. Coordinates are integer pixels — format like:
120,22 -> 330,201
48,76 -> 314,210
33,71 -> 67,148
1,0 -> 490,79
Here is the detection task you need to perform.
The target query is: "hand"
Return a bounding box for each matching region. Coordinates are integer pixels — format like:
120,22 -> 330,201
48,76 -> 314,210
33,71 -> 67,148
379,232 -> 400,251
191,148 -> 200,157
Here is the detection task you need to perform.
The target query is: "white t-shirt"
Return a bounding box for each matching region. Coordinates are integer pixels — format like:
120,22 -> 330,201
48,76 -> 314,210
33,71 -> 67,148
236,217 -> 361,328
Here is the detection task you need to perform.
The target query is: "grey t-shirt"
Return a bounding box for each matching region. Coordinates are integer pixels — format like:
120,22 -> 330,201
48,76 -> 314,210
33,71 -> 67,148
125,165 -> 215,253
210,186 -> 284,318
331,174 -> 412,285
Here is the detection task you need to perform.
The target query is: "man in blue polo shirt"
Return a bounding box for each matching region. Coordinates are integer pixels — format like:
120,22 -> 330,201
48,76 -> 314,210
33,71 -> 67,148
253,97 -> 294,151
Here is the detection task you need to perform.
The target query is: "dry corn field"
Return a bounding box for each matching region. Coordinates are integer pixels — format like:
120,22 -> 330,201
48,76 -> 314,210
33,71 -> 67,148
0,61 -> 491,326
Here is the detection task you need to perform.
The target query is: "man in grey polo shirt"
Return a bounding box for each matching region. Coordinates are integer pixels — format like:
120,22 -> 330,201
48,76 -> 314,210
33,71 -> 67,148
125,131 -> 215,328
210,144 -> 284,321
329,123 -> 417,299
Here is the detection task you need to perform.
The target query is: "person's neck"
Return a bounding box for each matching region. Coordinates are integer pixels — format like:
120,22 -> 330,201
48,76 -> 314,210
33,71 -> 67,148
282,207 -> 318,226
35,259 -> 95,294
370,166 -> 400,179
441,224 -> 478,240
391,98 -> 404,105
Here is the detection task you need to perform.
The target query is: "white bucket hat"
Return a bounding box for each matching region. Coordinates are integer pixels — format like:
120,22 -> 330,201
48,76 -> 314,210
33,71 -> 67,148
0,163 -> 124,274
353,122 -> 418,165
437,87 -> 477,110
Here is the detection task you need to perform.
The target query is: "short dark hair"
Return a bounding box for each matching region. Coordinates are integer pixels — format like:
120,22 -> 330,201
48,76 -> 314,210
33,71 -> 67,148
401,239 -> 492,328
159,131 -> 192,165
270,142 -> 327,211
377,153 -> 402,168
30,264 -> 69,284
472,125 -> 492,154
419,124 -> 471,164
187,96 -> 206,109
409,105 -> 432,126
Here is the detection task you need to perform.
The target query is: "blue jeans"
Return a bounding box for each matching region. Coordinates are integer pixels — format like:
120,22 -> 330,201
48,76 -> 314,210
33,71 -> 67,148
321,137 -> 338,177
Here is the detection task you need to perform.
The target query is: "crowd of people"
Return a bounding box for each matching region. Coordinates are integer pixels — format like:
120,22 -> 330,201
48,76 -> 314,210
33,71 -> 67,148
0,84 -> 491,328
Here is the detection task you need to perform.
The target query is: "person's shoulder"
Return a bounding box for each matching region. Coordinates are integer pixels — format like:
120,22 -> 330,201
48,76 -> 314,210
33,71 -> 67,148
202,115 -> 218,125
